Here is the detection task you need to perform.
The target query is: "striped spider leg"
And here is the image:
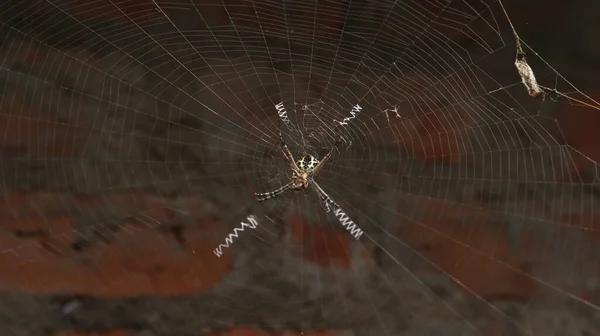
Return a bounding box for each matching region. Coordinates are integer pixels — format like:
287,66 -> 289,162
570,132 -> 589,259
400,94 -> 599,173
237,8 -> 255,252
279,131 -> 301,175
254,133 -> 301,202
255,181 -> 294,202
309,178 -> 339,213
254,134 -> 341,204
311,178 -> 363,240
310,138 -> 341,177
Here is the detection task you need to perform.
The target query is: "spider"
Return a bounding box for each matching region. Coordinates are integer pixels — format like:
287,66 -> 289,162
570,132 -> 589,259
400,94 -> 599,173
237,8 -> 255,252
254,132 -> 341,212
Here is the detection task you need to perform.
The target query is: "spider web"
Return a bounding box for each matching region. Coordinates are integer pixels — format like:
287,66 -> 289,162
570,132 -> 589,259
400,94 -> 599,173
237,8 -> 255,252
0,0 -> 599,335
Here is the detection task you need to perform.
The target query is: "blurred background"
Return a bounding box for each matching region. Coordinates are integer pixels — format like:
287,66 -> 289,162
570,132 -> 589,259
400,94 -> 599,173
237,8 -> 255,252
0,0 -> 599,335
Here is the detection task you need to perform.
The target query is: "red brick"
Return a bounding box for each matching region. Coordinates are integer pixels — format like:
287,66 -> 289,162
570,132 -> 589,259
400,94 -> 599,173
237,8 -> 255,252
315,0 -> 345,37
396,106 -> 468,164
282,332 -> 352,336
499,0 -> 566,35
0,90 -> 90,157
0,192 -> 231,298
288,215 -> 368,269
220,327 -> 269,336
397,197 -> 538,300
556,91 -> 600,181
366,73 -> 471,164
58,329 -> 353,336
213,328 -> 353,336
476,320 -> 506,336
66,0 -> 162,23
56,330 -> 134,336
558,212 -> 600,256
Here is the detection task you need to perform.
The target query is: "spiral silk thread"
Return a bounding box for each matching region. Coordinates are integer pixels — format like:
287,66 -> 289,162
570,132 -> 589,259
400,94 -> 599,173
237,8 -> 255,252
213,215 -> 259,258
334,104 -> 362,126
333,207 -> 363,240
275,102 -> 292,125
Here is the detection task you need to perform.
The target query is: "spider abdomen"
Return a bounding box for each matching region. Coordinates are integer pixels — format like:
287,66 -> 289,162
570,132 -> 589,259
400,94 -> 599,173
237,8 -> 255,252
297,154 -> 319,173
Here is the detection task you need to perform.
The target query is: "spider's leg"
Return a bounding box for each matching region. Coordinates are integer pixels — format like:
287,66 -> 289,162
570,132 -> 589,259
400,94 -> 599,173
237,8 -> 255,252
321,196 -> 332,213
311,138 -> 341,176
311,179 -> 362,239
310,179 -> 340,210
255,181 -> 294,202
279,131 -> 301,174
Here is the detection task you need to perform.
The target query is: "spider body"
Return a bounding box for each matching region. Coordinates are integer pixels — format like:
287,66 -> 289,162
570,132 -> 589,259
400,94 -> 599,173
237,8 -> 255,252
254,133 -> 340,208
254,132 -> 361,239
297,154 -> 319,172
293,154 -> 319,190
